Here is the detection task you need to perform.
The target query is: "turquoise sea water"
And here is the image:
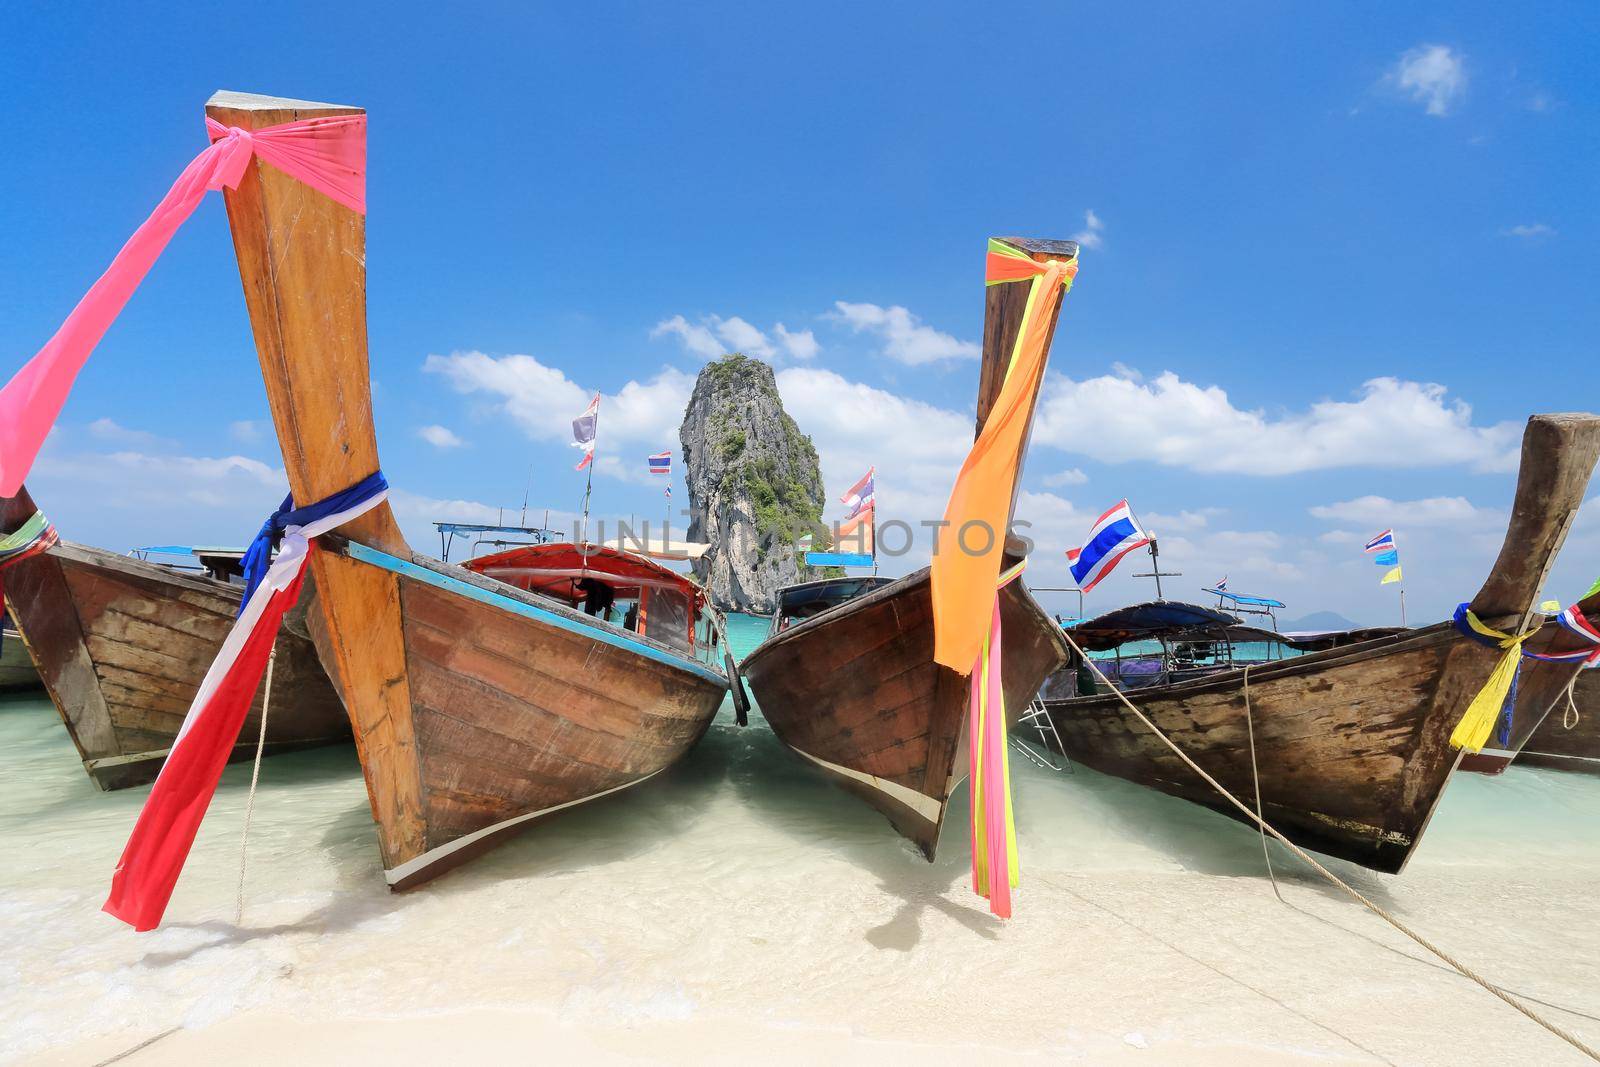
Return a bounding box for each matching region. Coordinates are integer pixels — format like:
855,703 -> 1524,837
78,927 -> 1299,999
2,613 -> 1598,1061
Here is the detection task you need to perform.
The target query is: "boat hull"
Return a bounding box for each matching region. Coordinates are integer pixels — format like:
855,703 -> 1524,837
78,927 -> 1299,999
319,540 -> 729,890
1462,667 -> 1599,776
740,567 -> 1068,858
2,540 -> 348,790
0,627 -> 41,693
1038,623 -> 1501,873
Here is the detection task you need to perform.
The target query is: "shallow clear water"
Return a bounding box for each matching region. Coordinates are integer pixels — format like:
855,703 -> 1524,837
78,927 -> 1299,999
2,622 -> 1598,1063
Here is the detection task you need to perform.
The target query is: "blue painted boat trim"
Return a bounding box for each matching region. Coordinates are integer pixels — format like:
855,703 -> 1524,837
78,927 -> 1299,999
803,552 -> 875,568
343,541 -> 728,688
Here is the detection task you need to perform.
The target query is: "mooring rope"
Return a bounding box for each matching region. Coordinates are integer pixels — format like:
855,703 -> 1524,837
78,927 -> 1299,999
1061,631 -> 1599,1061
1240,665 -> 1284,904
234,645 -> 277,927
1561,672 -> 1582,732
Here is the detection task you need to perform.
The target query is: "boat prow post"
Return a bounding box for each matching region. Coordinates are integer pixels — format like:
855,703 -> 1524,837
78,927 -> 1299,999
208,89 -> 426,871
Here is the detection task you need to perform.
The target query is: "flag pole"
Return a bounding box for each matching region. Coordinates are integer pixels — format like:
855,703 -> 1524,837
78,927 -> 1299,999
871,471 -> 879,576
580,404 -> 597,547
1397,531 -> 1406,627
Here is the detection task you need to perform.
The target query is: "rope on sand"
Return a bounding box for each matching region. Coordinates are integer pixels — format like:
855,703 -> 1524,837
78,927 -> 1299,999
234,645 -> 277,927
1059,631 -> 1599,1062
1240,665 -> 1284,905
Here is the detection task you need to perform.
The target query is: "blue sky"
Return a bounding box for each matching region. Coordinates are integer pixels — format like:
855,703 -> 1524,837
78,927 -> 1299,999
2,3 -> 1595,625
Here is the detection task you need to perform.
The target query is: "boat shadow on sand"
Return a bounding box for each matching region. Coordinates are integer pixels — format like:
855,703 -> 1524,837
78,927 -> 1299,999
724,708 -> 1006,951
1010,747 -> 1408,912
139,708 -> 739,966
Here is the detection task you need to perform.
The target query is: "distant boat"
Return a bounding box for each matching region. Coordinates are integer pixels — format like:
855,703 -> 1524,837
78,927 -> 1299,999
740,236 -> 1077,858
1034,413 -> 1600,873
1513,669 -> 1599,774
210,90 -> 735,890
1460,635 -> 1600,776
0,485 -> 348,789
0,618 -> 41,694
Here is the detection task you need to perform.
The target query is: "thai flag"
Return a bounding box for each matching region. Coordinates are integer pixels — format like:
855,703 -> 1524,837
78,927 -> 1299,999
841,466 -> 875,519
1066,499 -> 1152,593
572,393 -> 599,471
1215,576 -> 1228,592
648,451 -> 671,475
1365,529 -> 1395,553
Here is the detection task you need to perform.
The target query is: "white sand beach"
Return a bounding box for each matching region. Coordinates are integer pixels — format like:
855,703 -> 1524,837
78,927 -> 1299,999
3,682 -> 1597,1065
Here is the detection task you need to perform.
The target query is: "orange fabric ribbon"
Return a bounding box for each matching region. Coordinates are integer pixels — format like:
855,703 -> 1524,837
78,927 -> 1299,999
931,242 -> 1077,672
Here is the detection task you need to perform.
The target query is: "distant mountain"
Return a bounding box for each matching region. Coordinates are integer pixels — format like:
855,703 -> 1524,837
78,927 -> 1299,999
1281,610 -> 1363,633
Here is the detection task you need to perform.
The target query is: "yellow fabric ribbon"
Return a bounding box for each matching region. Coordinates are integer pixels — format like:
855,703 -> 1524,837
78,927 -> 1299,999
1449,609 -> 1531,752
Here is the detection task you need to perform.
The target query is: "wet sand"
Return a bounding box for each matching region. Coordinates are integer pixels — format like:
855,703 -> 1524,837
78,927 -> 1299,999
2,682 -> 1597,1065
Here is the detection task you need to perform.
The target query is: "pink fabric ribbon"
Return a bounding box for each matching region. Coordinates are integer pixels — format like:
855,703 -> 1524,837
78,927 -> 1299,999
0,113 -> 366,496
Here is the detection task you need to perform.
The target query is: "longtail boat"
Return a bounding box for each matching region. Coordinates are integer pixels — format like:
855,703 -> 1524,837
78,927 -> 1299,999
1035,413 -> 1600,873
209,90 -> 732,890
1459,617 -> 1600,776
1515,669 -> 1599,774
739,236 -> 1077,860
0,486 -> 347,789
0,621 -> 40,693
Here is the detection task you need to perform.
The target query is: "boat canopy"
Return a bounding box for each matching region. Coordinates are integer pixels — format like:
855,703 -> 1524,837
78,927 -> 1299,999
1066,600 -> 1239,652
775,575 -> 896,625
465,543 -> 706,609
464,542 -> 713,656
1278,626 -> 1407,651
1203,588 -> 1287,610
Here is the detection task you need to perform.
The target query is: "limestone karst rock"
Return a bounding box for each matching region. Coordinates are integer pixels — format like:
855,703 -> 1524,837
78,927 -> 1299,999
679,354 -> 826,613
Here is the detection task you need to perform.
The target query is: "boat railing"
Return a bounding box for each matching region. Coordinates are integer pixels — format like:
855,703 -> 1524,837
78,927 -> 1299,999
1012,697 -> 1070,773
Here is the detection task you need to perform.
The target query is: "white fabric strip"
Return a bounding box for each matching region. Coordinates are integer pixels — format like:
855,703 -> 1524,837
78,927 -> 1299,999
157,491 -> 390,776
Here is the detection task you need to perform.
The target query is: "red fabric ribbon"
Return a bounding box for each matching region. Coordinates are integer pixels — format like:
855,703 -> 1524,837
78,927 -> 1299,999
0,113 -> 365,497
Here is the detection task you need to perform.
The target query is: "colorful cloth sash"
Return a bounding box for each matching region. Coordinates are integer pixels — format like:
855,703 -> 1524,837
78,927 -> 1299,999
104,472 -> 388,931
0,113 -> 366,497
0,510 -> 59,655
1449,603 -> 1600,751
969,559 -> 1027,915
933,239 -> 1078,918
0,511 -> 59,571
237,471 -> 390,615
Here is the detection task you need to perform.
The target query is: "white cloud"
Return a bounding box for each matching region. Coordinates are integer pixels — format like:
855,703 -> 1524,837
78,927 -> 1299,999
229,420 -> 263,443
88,418 -> 166,448
1072,209 -> 1105,251
774,322 -> 819,360
418,424 -> 466,449
650,315 -> 723,360
829,302 -> 979,365
1308,494 -> 1499,528
652,314 -> 819,363
1388,44 -> 1466,117
27,428 -> 289,550
1110,361 -> 1143,382
710,315 -> 776,360
1142,508 -> 1224,535
423,351 -> 693,479
1031,374 -> 1518,475
1500,223 -> 1555,240
775,366 -> 973,529
1042,468 -> 1089,488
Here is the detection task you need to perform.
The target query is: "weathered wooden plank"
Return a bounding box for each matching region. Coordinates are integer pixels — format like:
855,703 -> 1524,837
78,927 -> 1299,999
1,488 -> 348,789
209,91 -> 425,869
1042,414 -> 1600,873
744,569 -> 1069,857
211,91 -> 729,886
